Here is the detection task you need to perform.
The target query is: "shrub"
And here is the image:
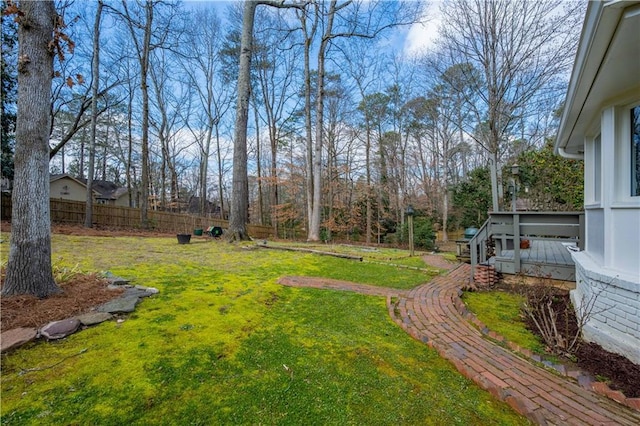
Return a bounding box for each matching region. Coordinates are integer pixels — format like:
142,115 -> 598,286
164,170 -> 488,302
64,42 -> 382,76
403,218 -> 436,250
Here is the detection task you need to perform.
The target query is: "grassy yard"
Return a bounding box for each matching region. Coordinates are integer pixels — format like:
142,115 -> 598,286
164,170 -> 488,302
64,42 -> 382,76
462,290 -> 545,354
1,233 -> 527,425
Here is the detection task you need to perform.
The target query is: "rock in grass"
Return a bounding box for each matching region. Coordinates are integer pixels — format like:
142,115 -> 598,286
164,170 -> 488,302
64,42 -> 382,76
0,327 -> 38,353
123,288 -> 154,299
103,271 -> 130,286
75,312 -> 113,326
40,319 -> 81,340
135,285 -> 159,294
96,296 -> 140,313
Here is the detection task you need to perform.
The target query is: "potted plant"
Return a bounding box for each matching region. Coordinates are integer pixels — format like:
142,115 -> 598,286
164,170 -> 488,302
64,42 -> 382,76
177,215 -> 192,244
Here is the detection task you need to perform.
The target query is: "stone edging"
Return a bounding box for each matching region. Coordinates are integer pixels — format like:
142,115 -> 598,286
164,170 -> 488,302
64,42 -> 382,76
0,274 -> 158,354
450,288 -> 640,412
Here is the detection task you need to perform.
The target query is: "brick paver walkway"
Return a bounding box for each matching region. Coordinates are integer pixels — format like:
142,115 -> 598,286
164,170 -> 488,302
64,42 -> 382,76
279,263 -> 640,425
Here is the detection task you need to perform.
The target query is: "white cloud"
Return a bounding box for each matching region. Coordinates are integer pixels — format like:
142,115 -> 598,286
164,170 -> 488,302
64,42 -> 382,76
403,1 -> 442,57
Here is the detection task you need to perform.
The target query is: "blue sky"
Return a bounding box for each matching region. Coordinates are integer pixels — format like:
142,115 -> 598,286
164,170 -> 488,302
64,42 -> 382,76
183,0 -> 441,57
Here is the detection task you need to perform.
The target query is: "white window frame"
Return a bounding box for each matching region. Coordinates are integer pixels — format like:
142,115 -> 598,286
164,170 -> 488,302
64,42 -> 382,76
613,101 -> 640,206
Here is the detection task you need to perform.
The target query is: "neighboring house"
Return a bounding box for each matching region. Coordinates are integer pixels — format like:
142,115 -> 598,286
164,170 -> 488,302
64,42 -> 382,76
187,196 -> 222,217
50,174 -> 130,207
555,1 -> 640,363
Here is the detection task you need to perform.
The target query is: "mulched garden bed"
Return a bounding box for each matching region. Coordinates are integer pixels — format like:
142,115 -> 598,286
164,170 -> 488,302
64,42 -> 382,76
501,281 -> 640,398
1,273 -> 124,332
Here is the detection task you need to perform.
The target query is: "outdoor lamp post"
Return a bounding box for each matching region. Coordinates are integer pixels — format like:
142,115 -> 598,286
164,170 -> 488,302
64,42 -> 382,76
406,205 -> 415,256
510,163 -> 519,212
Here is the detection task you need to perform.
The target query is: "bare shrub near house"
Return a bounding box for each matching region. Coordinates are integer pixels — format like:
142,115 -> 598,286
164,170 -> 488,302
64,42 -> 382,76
521,274 -> 608,356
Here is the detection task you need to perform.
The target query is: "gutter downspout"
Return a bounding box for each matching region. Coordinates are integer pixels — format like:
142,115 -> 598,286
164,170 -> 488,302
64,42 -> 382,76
558,146 -> 584,160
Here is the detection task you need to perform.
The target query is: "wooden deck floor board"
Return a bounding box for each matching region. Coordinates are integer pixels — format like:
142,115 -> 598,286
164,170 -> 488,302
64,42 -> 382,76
500,240 -> 575,267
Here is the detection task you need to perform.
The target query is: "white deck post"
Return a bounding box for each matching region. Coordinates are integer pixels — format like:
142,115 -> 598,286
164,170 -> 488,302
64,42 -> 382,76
513,213 -> 521,273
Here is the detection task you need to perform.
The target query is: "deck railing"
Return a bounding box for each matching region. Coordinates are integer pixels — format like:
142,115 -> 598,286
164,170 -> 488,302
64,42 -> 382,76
469,211 -> 584,279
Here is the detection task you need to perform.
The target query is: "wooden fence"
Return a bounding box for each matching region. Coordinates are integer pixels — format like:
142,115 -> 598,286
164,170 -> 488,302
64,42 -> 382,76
1,195 -> 273,239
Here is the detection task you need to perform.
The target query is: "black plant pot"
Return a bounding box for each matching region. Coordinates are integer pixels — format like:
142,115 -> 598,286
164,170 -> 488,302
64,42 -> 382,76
177,233 -> 191,244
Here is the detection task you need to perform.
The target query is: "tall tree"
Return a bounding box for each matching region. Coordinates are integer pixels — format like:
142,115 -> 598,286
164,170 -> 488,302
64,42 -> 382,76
120,0 -> 154,227
342,41 -> 383,243
3,0 -> 59,297
228,0 -> 257,241
181,8 -> 232,217
228,0 -> 303,241
306,0 -> 422,241
85,0 -> 103,228
253,8 -> 301,235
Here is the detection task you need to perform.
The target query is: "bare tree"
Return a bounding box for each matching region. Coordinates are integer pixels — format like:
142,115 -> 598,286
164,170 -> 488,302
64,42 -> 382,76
341,41 -> 383,243
253,8 -> 301,235
228,0 -> 258,241
228,0 -> 304,241
306,0 -> 422,241
85,0 -> 103,228
149,48 -> 192,210
180,8 -> 233,217
118,0 -> 155,226
3,0 -> 59,297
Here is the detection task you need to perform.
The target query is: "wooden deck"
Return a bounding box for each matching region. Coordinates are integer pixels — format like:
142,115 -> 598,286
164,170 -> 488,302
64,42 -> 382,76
491,240 -> 577,281
469,212 -> 584,282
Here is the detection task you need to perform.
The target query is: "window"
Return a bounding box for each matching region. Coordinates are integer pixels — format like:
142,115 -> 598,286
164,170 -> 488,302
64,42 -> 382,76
632,105 -> 640,196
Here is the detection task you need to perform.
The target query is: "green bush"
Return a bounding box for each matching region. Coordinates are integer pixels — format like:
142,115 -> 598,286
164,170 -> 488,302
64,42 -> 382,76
403,218 -> 435,250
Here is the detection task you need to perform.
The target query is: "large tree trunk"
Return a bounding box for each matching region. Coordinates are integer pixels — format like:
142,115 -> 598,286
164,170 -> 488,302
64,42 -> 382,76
302,32 -> 313,238
308,0 -> 337,242
3,0 -> 59,298
199,124 -> 212,216
85,0 -> 103,228
215,126 -> 224,219
139,2 -> 152,225
122,0 -> 153,224
228,0 -> 257,241
365,125 -> 372,244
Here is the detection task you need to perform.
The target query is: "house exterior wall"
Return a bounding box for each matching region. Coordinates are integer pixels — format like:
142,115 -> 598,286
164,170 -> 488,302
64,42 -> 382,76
50,178 -> 87,202
114,197 -> 129,208
572,252 -> 640,364
571,101 -> 640,364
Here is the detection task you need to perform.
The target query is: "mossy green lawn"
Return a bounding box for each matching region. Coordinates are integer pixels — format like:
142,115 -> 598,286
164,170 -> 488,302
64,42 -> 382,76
462,290 -> 545,354
1,234 -> 527,425
265,241 -> 431,269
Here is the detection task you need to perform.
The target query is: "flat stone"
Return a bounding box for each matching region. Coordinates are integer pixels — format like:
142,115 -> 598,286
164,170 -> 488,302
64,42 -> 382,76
106,277 -> 130,286
123,288 -> 153,298
75,312 -> 113,326
135,285 -> 159,294
103,272 -> 130,286
40,318 -> 81,340
1,327 -> 38,353
96,296 -> 140,313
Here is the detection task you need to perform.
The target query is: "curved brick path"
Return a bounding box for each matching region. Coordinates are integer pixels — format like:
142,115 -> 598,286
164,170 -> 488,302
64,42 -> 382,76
279,263 -> 640,425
